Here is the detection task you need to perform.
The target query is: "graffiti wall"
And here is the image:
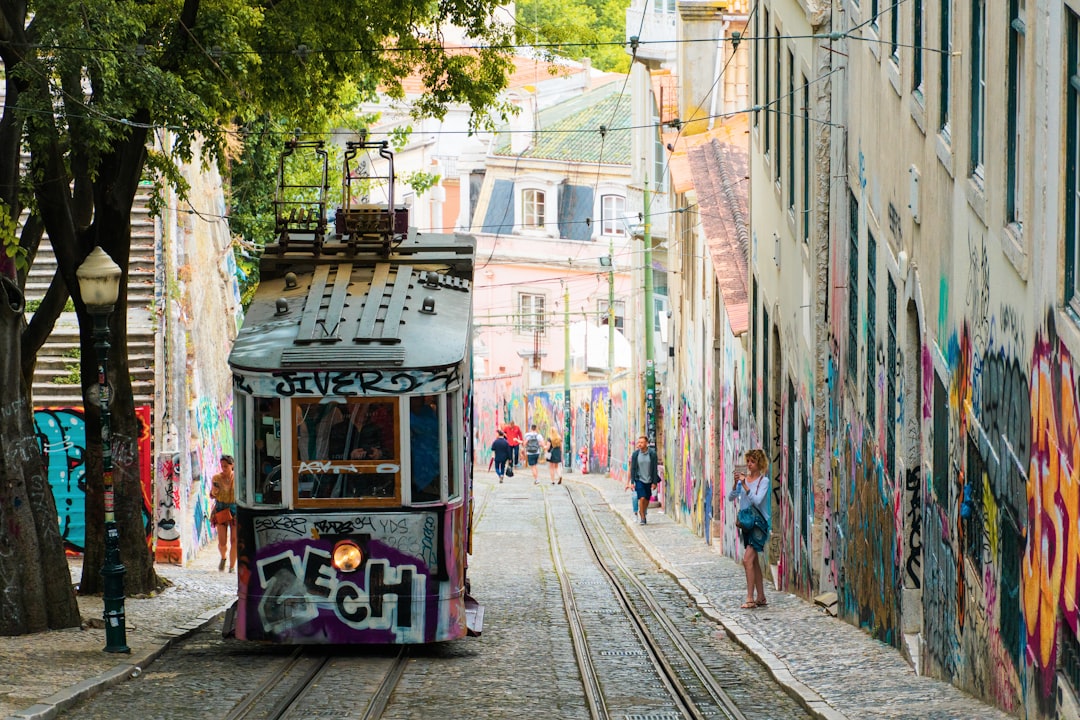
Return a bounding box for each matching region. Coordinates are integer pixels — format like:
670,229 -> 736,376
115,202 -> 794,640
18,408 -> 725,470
473,373 -> 630,477
34,405 -> 154,554
826,273 -> 1080,716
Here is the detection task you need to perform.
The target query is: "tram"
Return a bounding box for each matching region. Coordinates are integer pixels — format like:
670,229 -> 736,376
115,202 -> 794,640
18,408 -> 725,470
225,139 -> 481,644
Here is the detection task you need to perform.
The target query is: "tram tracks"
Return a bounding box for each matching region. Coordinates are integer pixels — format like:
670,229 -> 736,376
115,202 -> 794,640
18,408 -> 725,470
224,647 -> 410,720
545,483 -> 749,720
223,647 -> 330,720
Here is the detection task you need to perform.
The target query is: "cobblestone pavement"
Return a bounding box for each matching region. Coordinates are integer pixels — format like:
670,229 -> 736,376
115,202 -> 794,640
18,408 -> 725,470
3,469 -> 1014,720
1,544 -> 235,720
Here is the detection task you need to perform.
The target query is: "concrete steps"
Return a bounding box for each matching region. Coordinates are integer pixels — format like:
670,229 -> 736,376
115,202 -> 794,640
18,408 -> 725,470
26,194 -> 158,408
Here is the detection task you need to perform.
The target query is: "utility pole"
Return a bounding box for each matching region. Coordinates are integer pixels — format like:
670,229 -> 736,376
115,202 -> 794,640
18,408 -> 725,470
643,178 -> 656,447
607,234 -> 615,477
608,234 -> 615,374
564,283 -> 572,470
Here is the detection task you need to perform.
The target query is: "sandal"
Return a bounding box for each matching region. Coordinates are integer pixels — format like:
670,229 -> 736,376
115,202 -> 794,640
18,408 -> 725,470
756,600 -> 768,607
740,601 -> 757,609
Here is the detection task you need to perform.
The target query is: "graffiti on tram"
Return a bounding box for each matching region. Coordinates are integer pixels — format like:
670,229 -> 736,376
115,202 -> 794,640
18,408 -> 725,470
247,512 -> 441,643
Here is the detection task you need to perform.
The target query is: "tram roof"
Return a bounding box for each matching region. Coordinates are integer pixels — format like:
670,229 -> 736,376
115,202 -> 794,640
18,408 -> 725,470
229,233 -> 475,375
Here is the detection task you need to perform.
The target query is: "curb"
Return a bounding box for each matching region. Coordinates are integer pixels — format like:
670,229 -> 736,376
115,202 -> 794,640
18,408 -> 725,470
573,473 -> 849,720
5,602 -> 234,720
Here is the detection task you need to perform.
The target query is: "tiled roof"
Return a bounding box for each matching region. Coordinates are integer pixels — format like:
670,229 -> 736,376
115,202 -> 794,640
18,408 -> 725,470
686,124 -> 750,335
492,82 -> 632,165
398,47 -> 584,95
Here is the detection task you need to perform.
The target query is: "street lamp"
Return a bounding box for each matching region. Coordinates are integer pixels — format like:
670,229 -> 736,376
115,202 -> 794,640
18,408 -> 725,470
76,246 -> 128,654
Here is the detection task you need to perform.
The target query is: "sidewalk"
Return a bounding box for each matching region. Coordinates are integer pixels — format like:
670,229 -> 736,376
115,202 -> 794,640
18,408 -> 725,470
1,545 -> 235,720
572,470 -> 1015,720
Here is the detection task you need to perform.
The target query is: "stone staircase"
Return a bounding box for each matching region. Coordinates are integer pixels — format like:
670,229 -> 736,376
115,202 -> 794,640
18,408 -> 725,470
26,191 -> 158,408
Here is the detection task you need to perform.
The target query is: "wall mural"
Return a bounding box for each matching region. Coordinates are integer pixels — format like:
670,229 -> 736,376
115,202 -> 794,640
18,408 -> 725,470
33,405 -> 154,554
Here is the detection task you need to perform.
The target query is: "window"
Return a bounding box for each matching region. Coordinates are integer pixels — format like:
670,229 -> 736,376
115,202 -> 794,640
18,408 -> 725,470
913,0 -> 924,95
753,8 -> 760,128
970,0 -> 986,180
411,395 -> 443,504
940,0 -> 952,134
764,8 -> 772,158
774,31 -> 783,184
890,0 -> 900,63
523,188 -> 546,229
1006,0 -> 1026,228
787,49 -> 796,209
293,398 -> 401,506
801,75 -> 810,242
871,0 -> 880,32
847,190 -> 860,382
866,232 -> 878,424
253,397 -> 282,505
517,292 -> 546,334
601,195 -> 626,236
598,299 -> 626,330
1068,9 -> 1080,311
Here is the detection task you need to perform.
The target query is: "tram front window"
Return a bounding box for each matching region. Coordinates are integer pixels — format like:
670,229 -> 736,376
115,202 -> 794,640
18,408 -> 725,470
294,398 -> 400,503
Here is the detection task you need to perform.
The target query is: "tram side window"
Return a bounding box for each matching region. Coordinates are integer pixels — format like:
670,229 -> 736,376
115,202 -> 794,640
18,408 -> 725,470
254,397 -> 282,505
447,392 -> 460,500
410,395 -> 441,504
294,398 -> 400,502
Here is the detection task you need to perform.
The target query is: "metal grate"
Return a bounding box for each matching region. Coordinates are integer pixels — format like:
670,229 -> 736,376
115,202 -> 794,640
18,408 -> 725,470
281,346 -> 405,366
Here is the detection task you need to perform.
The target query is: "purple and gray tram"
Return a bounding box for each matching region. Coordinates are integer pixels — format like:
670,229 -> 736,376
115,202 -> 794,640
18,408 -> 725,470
225,140 -> 481,644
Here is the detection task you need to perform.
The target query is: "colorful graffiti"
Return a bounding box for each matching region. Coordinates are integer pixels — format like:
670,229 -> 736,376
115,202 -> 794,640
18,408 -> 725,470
1024,317 -> 1080,701
33,405 -> 154,553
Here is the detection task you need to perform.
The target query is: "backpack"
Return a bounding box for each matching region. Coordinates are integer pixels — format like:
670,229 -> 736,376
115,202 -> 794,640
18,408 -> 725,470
525,434 -> 541,455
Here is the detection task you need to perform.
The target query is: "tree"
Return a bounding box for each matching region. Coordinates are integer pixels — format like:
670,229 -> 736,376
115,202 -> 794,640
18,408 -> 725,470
0,0 -> 513,633
515,0 -> 632,72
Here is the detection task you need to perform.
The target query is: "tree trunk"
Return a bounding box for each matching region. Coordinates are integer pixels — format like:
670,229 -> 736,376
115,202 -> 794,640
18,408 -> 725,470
0,275 -> 81,634
77,141 -> 163,597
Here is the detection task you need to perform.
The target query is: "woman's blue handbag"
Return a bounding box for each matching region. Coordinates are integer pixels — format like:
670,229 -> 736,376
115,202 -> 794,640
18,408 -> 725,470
737,506 -> 759,531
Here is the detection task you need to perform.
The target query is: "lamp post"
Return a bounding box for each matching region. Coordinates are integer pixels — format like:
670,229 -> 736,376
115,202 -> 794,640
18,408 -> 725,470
76,246 -> 128,654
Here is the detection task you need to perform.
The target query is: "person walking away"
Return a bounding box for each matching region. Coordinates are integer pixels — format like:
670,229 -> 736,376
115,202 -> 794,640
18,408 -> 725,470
491,430 -> 512,483
523,424 -> 544,483
629,436 -> 660,524
210,455 -> 237,572
504,420 -> 523,467
727,448 -> 771,608
546,432 -> 563,484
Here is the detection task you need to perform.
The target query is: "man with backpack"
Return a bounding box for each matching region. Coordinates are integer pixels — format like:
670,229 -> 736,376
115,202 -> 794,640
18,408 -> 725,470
523,424 -> 544,484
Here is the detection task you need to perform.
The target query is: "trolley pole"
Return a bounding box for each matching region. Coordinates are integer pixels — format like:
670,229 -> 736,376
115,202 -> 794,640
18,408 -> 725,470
643,179 -> 656,448
564,284 -> 572,471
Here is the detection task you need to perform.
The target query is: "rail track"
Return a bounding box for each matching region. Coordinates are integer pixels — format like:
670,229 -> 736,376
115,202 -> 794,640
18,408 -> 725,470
546,483 -> 751,720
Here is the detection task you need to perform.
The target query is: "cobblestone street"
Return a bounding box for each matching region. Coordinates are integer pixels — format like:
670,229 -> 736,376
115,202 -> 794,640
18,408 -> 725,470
3,468 -> 1015,720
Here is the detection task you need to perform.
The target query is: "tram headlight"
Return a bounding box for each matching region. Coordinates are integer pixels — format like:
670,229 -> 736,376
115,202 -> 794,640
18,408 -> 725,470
332,540 -> 364,573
